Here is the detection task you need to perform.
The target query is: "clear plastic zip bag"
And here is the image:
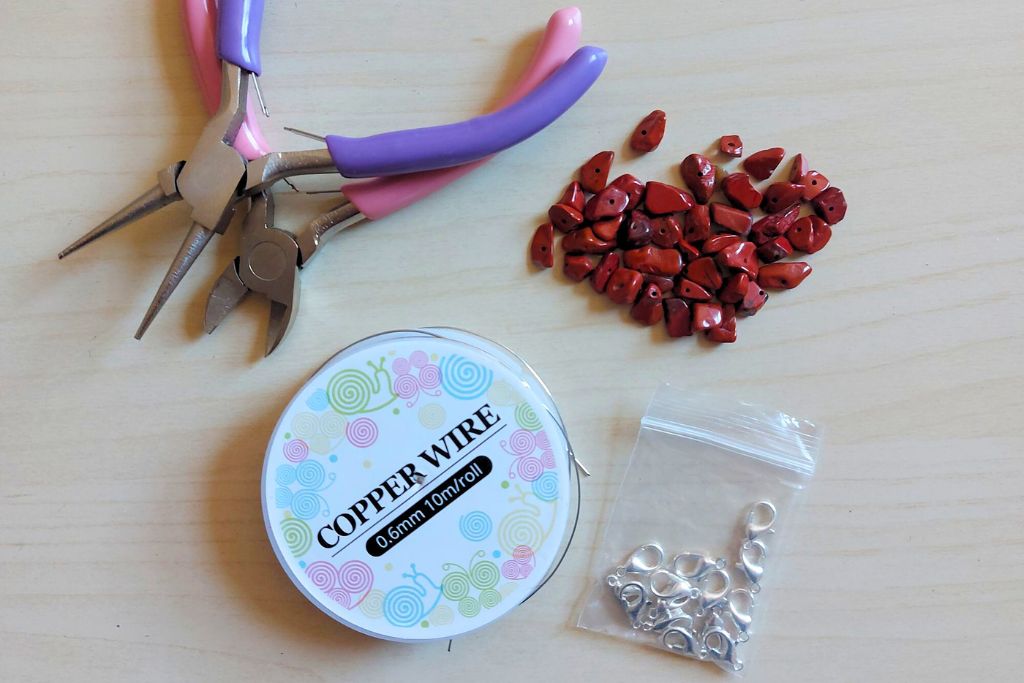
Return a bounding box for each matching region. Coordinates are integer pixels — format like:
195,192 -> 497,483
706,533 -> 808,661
577,385 -> 822,674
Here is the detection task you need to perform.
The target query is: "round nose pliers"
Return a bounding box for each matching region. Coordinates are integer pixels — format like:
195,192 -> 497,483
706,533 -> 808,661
58,0 -> 607,345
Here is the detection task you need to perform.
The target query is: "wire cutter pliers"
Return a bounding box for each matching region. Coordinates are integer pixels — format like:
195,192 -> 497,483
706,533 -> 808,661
59,0 -> 606,345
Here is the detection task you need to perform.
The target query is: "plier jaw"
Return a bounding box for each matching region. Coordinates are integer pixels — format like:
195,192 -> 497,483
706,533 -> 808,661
204,192 -> 301,356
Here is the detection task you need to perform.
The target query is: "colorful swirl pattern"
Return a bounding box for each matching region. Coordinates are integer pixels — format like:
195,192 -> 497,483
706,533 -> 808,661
346,418 -> 379,448
306,561 -> 337,591
339,560 -> 373,594
328,586 -> 352,608
431,604 -> 453,626
280,517 -> 313,557
275,486 -> 292,509
535,430 -> 551,451
440,355 -> 493,400
295,460 -> 325,489
289,490 -> 324,520
501,560 -> 521,580
383,586 -> 425,627
319,412 -> 347,439
418,364 -> 441,390
418,403 -> 446,430
393,373 -> 420,401
441,571 -> 471,600
290,412 -> 319,439
327,369 -> 375,415
478,588 -> 501,610
540,449 -> 556,470
410,351 -> 428,368
392,357 -> 411,375
458,511 -> 492,542
498,510 -> 544,555
487,380 -> 518,406
360,589 -> 385,618
283,439 -> 309,463
515,402 -> 543,431
306,389 -> 329,412
275,464 -> 296,486
507,429 -> 536,456
513,545 -> 534,563
516,456 -> 544,482
469,561 -> 500,590
531,472 -> 559,502
458,597 -> 480,618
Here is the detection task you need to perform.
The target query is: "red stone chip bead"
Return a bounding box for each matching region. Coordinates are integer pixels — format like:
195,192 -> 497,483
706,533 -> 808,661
530,223 -> 554,268
719,135 -> 743,158
591,214 -> 624,242
664,298 -> 693,337
683,204 -> 711,242
741,279 -> 768,315
563,254 -> 596,282
676,240 -> 701,262
584,186 -> 629,221
685,256 -> 723,291
644,274 -> 675,294
562,227 -> 615,254
757,262 -> 812,289
591,252 -> 620,293
579,151 -> 614,193
797,171 -> 830,200
811,187 -> 847,223
756,236 -> 793,263
702,234 -> 742,255
558,181 -> 586,212
716,241 -> 759,278
644,181 -> 695,214
744,147 -> 785,181
651,216 -> 683,248
622,210 -> 654,247
718,272 -> 749,304
679,154 -> 717,204
762,182 -> 804,214
789,154 -> 809,183
675,278 -> 712,302
611,174 -> 645,210
630,110 -> 667,153
623,245 -> 684,276
721,173 -> 763,210
692,302 -> 724,331
548,203 -> 583,233
750,204 -> 800,244
711,203 -> 753,235
786,215 -> 833,254
707,304 -> 737,343
606,267 -> 644,304
630,283 -> 664,325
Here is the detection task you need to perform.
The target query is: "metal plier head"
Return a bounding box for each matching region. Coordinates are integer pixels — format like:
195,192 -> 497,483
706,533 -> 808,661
60,62 -> 253,339
203,191 -> 360,356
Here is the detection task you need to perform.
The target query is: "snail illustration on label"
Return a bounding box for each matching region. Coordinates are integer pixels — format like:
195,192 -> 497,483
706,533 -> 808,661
326,358 -> 398,415
383,564 -> 444,628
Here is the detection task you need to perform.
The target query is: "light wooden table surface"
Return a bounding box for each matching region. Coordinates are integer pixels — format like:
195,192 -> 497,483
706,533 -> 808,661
2,1 -> 1022,680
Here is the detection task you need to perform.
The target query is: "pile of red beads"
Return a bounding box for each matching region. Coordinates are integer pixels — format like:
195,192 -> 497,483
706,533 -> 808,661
529,115 -> 846,343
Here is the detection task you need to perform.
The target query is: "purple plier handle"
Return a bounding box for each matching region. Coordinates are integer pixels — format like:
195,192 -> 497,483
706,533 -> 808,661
325,45 -> 607,178
218,0 -> 264,74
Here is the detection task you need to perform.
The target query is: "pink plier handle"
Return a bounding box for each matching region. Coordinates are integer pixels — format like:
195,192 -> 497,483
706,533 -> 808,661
183,0 -> 272,159
182,2 -> 583,219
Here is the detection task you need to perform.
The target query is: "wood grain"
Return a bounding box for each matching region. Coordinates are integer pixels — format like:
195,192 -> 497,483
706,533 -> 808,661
1,1 -> 1022,680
